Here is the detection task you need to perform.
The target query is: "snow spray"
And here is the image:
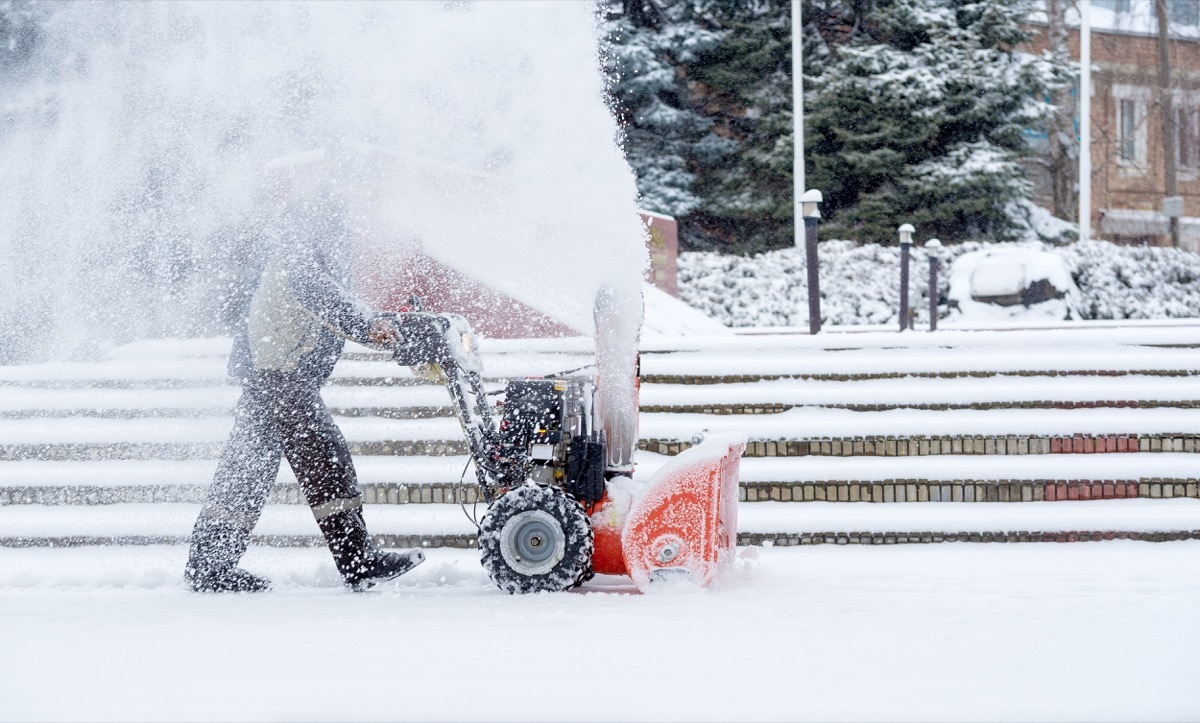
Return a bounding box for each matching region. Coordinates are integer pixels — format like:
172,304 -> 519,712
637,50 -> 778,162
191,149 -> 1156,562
0,1 -> 648,362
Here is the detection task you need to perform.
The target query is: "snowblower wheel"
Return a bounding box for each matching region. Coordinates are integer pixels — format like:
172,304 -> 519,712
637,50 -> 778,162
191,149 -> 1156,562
479,485 -> 594,594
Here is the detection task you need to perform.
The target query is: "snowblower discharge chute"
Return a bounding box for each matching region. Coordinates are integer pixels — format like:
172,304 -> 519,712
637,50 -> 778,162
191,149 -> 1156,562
383,310 -> 745,594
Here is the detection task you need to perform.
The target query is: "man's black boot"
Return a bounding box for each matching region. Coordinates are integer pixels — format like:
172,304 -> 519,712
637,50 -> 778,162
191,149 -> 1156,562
318,506 -> 425,591
185,517 -> 270,593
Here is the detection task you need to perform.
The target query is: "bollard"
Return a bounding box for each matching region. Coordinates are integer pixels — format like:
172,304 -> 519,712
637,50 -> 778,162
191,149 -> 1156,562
925,238 -> 942,332
801,189 -> 824,335
897,224 -> 914,331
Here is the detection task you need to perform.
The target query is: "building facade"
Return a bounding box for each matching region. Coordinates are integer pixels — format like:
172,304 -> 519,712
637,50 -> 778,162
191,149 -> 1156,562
1027,1 -> 1200,250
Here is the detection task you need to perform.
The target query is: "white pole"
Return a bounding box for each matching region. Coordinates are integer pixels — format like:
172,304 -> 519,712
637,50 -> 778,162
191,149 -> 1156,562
1079,0 -> 1092,242
793,0 -> 805,247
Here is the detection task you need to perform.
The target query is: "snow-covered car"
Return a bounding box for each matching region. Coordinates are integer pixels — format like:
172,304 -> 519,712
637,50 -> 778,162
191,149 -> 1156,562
948,247 -> 1080,322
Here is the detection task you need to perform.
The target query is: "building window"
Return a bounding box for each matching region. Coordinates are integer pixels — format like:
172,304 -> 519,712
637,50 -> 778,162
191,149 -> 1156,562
1119,98 -> 1140,162
1170,0 -> 1200,26
1150,0 -> 1200,26
1178,102 -> 1199,172
1094,0 -> 1132,13
1113,85 -> 1150,168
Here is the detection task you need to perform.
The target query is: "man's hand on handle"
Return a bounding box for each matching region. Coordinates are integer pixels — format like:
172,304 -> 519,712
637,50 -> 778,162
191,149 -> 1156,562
368,317 -> 402,348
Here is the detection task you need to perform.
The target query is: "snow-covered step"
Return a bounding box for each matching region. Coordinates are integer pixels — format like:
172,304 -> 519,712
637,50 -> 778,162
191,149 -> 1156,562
0,457 -> 475,488
6,374 -> 1199,419
5,478 -> 1195,507
3,499 -> 1199,548
5,431 -> 1197,462
0,502 -> 478,540
5,452 -> 1196,489
644,433 -> 1197,458
739,499 -> 1200,545
0,353 -> 591,388
638,346 -> 1200,384
641,324 -> 1200,352
7,406 -> 1200,446
0,451 -> 1195,494
0,384 -> 480,419
639,375 -> 1200,412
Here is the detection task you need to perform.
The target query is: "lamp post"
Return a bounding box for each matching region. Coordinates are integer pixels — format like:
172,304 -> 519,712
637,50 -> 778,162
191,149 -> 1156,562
925,238 -> 942,332
898,224 -> 914,331
802,189 -> 823,335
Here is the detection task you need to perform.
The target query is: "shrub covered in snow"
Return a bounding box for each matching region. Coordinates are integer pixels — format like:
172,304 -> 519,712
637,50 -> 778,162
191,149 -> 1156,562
678,239 -> 1200,327
1060,242 -> 1200,320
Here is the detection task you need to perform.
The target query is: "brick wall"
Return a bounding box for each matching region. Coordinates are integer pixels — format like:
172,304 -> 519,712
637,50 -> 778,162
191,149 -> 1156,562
1025,24 -> 1200,247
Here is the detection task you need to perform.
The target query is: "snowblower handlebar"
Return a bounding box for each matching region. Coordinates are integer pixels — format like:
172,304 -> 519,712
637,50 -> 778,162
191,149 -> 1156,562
382,312 -> 522,497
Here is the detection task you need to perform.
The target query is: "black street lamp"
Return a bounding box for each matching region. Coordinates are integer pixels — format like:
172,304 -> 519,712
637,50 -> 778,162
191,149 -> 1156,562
801,189 -> 823,335
925,238 -> 942,332
898,223 -> 914,331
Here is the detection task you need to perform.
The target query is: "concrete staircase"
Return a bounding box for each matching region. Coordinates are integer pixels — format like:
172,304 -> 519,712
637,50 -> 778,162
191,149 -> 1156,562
3,325 -> 1200,549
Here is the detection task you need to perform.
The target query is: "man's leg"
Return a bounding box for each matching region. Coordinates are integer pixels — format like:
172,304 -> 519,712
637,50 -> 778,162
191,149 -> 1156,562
270,377 -> 423,590
185,374 -> 283,592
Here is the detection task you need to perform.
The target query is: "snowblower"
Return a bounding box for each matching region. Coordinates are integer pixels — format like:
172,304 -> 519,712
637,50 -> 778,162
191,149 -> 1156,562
383,301 -> 745,594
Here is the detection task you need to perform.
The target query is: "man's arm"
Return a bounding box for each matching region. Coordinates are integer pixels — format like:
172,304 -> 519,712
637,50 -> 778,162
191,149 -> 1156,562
278,219 -> 397,347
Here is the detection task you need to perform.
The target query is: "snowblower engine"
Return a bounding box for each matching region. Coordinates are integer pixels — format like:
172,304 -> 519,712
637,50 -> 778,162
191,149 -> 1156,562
384,310 -> 744,594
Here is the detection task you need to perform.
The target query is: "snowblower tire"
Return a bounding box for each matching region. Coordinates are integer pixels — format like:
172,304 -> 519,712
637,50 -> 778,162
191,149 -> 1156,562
479,484 -> 593,594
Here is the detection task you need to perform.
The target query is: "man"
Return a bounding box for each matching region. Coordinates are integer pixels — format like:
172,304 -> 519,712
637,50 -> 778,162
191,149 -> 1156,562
185,189 -> 424,592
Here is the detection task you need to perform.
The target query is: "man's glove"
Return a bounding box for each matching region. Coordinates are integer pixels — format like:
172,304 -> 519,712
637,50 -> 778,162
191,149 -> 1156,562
367,316 -> 403,349
411,362 -> 445,385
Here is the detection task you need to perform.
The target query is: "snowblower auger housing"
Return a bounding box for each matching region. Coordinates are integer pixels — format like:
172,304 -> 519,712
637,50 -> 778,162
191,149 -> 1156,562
382,311 -> 744,594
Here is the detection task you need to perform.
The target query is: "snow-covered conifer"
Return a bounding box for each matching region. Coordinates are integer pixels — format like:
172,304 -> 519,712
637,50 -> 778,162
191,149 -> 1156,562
600,1 -> 729,218
806,0 -> 1069,243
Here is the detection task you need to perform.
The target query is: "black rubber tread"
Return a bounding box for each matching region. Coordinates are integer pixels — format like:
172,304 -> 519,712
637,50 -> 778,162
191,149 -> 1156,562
478,485 -> 593,594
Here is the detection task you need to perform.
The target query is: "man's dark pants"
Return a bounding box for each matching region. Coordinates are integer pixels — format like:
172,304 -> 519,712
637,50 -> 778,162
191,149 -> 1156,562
188,370 -> 366,573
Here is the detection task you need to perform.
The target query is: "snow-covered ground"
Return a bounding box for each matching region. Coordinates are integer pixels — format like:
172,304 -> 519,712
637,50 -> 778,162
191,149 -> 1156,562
1,543 -> 1198,722
4,327 -> 1200,722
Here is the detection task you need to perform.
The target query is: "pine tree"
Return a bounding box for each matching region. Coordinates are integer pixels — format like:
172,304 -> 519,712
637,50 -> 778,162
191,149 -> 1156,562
600,1 -> 730,218
806,0 -> 1069,242
686,0 -> 799,252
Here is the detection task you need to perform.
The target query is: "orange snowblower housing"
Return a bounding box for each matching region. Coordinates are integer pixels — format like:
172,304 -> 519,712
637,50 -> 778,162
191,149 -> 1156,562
591,437 -> 745,587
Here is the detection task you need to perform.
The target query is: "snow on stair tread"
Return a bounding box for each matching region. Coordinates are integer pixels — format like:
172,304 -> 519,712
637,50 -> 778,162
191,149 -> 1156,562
639,323 -> 1200,353
639,376 -> 1200,406
7,407 -> 1200,446
639,407 -> 1200,438
740,499 -> 1200,534
3,375 -> 1195,415
0,353 -> 592,384
6,454 -> 1198,490
4,499 -> 1199,539
639,348 -> 1200,377
0,503 -> 478,537
0,384 -> 479,413
0,457 -> 478,487
0,416 -> 463,444
638,453 -> 1200,483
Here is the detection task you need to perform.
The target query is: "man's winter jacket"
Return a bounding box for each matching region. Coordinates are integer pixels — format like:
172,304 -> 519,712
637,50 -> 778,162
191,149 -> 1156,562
228,193 -> 379,381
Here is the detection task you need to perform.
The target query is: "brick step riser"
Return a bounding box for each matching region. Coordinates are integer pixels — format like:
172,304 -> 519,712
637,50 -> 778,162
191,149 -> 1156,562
0,407 -> 451,421
4,369 -> 1199,392
741,479 -> 1200,503
4,479 -> 1198,506
5,400 -> 1193,421
2,530 -> 1197,549
643,434 -> 1197,457
3,434 -> 1195,461
640,370 -> 1200,385
744,530 -> 1200,546
642,400 -> 1199,414
0,483 -> 485,506
0,440 -> 471,462
0,377 -> 495,391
